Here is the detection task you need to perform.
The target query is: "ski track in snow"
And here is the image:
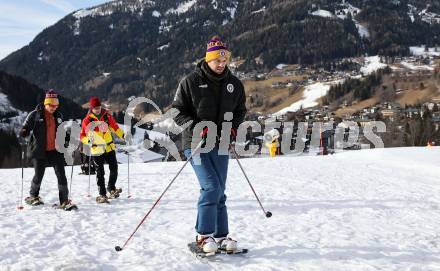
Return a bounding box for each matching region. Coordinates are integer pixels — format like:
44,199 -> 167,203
2,147 -> 440,270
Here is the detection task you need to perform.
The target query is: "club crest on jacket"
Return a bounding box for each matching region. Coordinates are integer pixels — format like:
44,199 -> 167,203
227,84 -> 234,93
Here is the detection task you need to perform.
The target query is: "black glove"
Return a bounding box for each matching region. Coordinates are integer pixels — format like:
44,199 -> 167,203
19,128 -> 28,138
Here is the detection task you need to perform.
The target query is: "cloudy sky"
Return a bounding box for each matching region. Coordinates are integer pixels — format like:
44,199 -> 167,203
0,0 -> 110,60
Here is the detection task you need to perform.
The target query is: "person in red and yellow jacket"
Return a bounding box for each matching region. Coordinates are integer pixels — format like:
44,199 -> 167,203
80,97 -> 125,203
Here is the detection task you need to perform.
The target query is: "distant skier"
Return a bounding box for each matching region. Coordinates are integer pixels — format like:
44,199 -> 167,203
172,35 -> 247,253
80,97 -> 125,203
265,129 -> 280,157
19,90 -> 77,210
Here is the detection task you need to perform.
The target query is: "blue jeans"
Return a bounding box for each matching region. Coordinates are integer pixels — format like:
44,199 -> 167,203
184,148 -> 229,237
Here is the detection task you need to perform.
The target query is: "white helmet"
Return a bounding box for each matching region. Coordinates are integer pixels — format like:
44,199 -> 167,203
264,129 -> 280,142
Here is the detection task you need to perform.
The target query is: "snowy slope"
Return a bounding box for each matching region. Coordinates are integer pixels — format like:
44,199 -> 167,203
313,3 -> 370,39
311,9 -> 334,18
401,61 -> 435,71
410,46 -> 440,57
360,56 -> 388,75
275,81 -> 342,115
2,147 -> 440,270
275,56 -> 388,115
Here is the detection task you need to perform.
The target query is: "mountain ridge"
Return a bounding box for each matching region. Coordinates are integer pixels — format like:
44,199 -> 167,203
0,0 -> 438,111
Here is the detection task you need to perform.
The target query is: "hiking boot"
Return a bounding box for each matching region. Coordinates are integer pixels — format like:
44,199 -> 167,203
215,237 -> 238,252
96,195 -> 109,204
25,196 -> 44,206
58,200 -> 78,211
196,234 -> 218,253
108,188 -> 122,199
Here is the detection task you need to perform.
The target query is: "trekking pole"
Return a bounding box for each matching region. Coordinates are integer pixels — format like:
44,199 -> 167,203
17,143 -> 25,210
115,139 -> 205,252
87,134 -> 95,198
127,151 -> 131,198
87,154 -> 92,197
230,145 -> 272,218
69,162 -> 74,200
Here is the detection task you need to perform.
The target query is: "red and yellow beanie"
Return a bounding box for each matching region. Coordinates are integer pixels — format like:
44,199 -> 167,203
44,89 -> 59,106
205,36 -> 231,62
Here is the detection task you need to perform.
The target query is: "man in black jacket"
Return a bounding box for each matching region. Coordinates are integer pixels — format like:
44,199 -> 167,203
19,90 -> 77,210
172,36 -> 246,253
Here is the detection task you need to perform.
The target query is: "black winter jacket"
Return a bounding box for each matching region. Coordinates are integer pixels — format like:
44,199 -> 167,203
20,104 -> 64,159
172,61 -> 247,150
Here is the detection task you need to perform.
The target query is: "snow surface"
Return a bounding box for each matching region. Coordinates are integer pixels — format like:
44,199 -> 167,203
71,0 -> 156,35
313,3 -> 370,39
251,6 -> 266,15
157,43 -> 170,51
2,147 -> 440,270
356,23 -> 370,38
360,56 -> 388,75
166,0 -> 197,15
275,56 -> 386,115
410,46 -> 440,57
335,3 -> 361,19
158,19 -> 172,33
408,4 -> 440,24
311,9 -> 334,18
223,2 -> 238,25
276,64 -> 288,70
275,80 -> 342,115
211,0 -> 218,9
227,2 -> 238,19
400,61 -> 434,71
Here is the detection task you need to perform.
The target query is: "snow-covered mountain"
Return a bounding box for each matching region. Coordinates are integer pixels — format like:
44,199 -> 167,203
0,92 -> 27,133
2,147 -> 440,270
408,3 -> 440,24
1,0 -> 437,111
274,55 -> 388,116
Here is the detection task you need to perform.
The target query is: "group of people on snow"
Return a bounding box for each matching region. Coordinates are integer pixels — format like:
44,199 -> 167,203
19,35 -> 247,253
20,93 -> 125,209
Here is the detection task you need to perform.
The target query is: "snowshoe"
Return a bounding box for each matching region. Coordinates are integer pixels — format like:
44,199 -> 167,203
108,188 -> 122,199
188,242 -> 248,259
196,235 -> 218,253
96,195 -> 110,204
53,200 -> 78,211
25,196 -> 44,206
217,237 -> 238,253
